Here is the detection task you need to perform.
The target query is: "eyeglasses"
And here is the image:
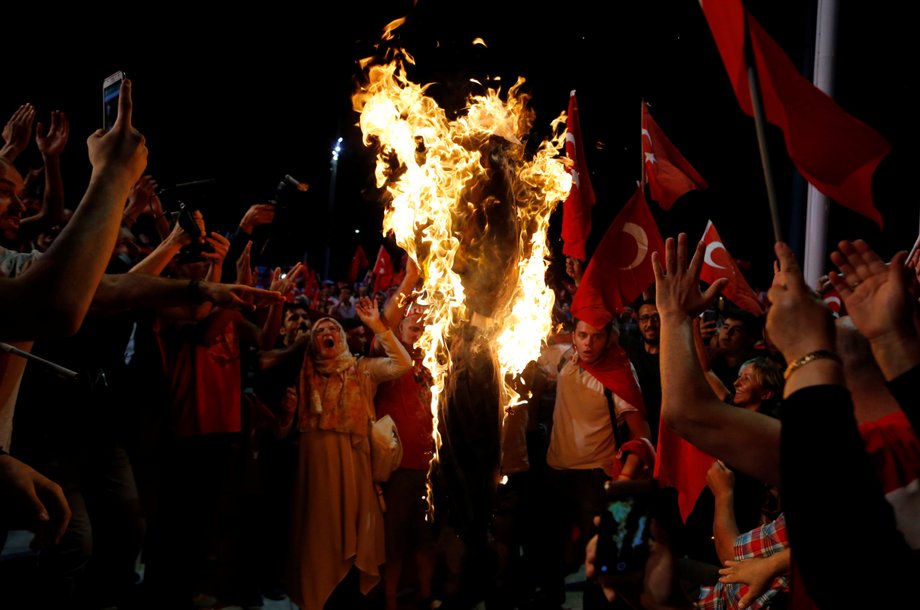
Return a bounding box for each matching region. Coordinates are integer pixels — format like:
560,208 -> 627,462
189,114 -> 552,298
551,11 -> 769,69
638,315 -> 660,323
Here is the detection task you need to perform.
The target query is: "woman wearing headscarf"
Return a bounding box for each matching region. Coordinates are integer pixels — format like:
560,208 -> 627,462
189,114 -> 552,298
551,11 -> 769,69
283,296 -> 412,610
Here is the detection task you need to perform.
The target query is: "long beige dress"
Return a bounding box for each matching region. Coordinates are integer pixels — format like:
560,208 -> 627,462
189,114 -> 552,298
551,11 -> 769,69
289,328 -> 411,610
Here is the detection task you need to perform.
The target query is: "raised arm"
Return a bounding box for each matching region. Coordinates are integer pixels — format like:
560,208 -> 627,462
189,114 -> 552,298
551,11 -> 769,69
654,234 -> 780,485
828,239 -> 920,381
0,103 -> 35,162
382,256 -> 419,329
20,110 -> 68,238
0,79 -> 147,340
357,296 -> 412,382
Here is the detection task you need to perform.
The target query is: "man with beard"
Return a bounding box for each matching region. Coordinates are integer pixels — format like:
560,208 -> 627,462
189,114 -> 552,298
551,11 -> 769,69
619,299 -> 662,444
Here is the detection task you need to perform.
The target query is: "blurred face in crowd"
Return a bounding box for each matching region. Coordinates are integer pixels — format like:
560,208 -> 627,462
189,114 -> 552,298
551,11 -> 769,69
0,160 -> 25,244
282,306 -> 311,344
637,303 -> 661,346
718,317 -> 755,356
574,319 -> 610,366
312,318 -> 346,359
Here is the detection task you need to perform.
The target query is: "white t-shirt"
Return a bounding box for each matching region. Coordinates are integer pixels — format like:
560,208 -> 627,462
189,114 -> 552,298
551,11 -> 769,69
542,344 -> 640,476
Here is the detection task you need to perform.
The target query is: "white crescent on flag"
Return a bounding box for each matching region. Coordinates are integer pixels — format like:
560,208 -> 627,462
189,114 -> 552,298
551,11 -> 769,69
704,241 -> 728,270
619,222 -> 649,270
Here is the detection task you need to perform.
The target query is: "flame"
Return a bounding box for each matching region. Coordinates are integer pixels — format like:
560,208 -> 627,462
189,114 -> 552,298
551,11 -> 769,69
354,29 -> 572,516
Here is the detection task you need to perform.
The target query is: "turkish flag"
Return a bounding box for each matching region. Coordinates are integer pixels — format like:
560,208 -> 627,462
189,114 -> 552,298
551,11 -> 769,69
699,220 -> 764,316
654,420 -> 716,522
642,103 -> 708,210
701,0 -> 891,227
561,91 -> 597,262
347,245 -> 369,283
571,188 -> 664,329
371,245 -> 395,293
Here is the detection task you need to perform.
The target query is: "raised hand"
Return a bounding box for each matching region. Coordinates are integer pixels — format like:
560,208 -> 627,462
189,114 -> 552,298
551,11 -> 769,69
270,262 -> 304,296
765,242 -> 835,364
652,233 -> 728,321
86,79 -> 147,190
356,295 -> 386,333
705,460 -> 735,497
239,203 -> 275,234
1,103 -> 36,161
124,175 -> 159,223
35,110 -> 69,159
202,231 -> 231,272
236,241 -> 254,286
828,239 -> 914,343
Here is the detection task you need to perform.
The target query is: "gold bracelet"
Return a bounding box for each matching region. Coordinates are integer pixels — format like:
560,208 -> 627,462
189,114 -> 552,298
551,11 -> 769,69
783,349 -> 842,380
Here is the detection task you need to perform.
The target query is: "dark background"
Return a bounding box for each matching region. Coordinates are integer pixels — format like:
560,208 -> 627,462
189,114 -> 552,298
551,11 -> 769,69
4,0 -> 918,290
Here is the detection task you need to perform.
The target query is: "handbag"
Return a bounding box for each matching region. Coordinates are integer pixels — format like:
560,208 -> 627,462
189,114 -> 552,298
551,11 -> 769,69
370,414 -> 403,483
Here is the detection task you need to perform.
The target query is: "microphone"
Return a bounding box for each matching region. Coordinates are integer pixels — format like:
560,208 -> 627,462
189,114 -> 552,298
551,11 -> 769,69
280,175 -> 309,192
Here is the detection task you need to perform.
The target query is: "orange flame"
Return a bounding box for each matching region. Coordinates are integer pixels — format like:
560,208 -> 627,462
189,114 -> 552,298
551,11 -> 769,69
354,28 -> 572,516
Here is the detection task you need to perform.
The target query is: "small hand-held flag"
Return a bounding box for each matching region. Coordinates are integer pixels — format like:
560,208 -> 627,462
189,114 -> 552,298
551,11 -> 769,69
561,91 -> 597,262
699,220 -> 764,317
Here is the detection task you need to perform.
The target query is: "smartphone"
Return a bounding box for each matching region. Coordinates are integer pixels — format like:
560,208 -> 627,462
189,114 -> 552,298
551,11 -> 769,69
594,480 -> 655,580
702,308 -> 719,324
102,71 -> 125,131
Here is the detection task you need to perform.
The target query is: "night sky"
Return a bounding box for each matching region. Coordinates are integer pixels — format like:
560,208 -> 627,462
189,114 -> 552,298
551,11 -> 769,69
5,0 -> 918,290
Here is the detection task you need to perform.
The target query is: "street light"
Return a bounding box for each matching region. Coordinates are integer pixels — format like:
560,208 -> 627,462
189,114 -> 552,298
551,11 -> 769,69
324,137 -> 343,281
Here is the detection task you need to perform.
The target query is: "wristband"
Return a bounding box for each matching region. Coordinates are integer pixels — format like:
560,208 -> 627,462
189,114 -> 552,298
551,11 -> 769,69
784,349 -> 842,380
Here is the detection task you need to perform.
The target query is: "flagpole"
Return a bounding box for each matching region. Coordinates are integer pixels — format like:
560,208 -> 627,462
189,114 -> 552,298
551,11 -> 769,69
743,10 -> 783,244
803,0 -> 838,287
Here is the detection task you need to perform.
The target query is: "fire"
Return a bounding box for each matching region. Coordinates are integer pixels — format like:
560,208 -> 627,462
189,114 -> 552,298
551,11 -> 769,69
353,32 -> 572,515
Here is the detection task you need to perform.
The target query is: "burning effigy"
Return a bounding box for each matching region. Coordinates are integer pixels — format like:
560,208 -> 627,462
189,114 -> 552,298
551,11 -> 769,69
352,16 -> 572,560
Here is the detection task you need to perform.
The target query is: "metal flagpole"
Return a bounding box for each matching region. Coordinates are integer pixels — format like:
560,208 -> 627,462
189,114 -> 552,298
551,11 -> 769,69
743,8 -> 783,244
803,0 -> 839,287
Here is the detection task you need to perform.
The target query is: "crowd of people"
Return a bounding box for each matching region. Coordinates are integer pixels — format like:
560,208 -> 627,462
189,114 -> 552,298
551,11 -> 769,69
1,80 -> 919,610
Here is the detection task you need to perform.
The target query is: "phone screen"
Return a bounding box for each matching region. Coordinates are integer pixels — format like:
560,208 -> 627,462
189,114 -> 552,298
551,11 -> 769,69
103,71 -> 124,131
595,483 -> 653,578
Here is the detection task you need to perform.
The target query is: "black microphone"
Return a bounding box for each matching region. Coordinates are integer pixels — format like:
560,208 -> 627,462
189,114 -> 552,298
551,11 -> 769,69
280,175 -> 309,192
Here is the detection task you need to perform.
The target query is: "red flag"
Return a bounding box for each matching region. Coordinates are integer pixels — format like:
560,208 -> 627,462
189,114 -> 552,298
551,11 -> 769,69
347,245 -> 369,283
654,420 -> 717,522
701,0 -> 891,227
699,220 -> 764,317
571,189 -> 664,329
561,91 -> 597,262
371,245 -> 394,293
302,257 -> 320,302
642,104 -> 708,209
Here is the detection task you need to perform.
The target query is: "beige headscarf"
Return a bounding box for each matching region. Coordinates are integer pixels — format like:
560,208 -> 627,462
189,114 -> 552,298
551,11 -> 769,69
299,317 -> 369,434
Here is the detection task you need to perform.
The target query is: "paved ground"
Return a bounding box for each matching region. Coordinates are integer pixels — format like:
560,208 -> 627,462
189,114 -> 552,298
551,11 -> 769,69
2,530 -> 587,610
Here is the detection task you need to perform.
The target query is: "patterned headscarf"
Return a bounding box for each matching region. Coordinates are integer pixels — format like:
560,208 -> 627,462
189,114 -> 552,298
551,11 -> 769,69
299,317 -> 369,435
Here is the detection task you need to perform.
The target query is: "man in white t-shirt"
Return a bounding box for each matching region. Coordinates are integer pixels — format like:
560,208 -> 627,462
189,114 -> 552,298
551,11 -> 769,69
539,316 -> 652,610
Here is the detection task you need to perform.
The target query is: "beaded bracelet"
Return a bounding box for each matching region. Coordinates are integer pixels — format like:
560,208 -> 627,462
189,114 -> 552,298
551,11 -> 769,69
783,349 -> 842,380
